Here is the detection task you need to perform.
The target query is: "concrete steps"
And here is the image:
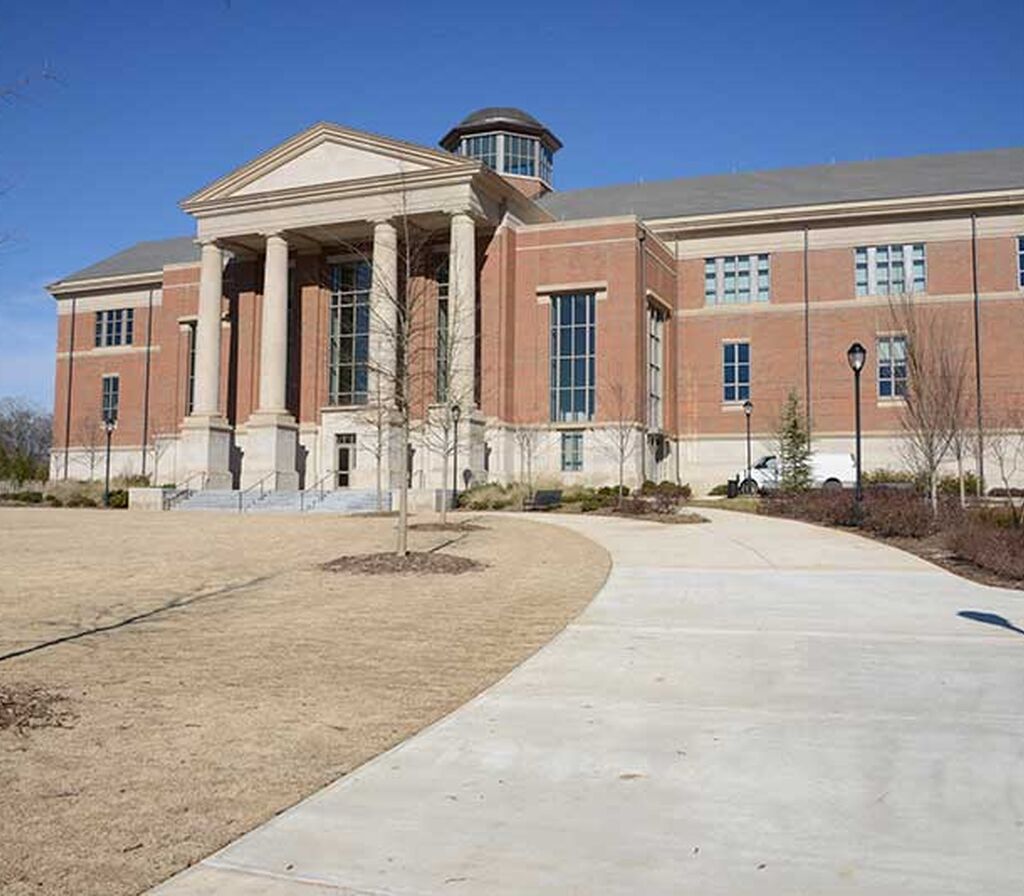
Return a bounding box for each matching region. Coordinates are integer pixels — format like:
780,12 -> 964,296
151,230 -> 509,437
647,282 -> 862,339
172,488 -> 389,514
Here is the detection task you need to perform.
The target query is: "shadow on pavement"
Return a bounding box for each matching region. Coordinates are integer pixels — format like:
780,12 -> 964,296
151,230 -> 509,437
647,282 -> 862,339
958,610 -> 1024,636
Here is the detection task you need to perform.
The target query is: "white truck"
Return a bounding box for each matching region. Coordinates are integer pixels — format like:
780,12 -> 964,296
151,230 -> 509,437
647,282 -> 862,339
738,452 -> 856,494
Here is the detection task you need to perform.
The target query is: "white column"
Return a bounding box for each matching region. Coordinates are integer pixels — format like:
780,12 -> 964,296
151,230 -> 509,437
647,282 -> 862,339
180,239 -> 231,489
370,220 -> 398,404
449,212 -> 476,410
258,233 -> 289,412
193,240 -> 224,417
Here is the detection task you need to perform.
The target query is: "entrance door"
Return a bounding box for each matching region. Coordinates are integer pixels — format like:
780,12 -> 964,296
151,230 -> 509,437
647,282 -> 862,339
335,433 -> 356,487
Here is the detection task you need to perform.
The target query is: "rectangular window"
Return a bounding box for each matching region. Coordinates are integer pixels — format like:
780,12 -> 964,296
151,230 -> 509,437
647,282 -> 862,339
327,260 -> 371,406
1017,236 -> 1024,289
185,322 -> 197,415
877,334 -> 908,399
722,341 -> 750,403
704,255 -> 770,304
435,255 -> 449,402
539,144 -> 553,183
503,134 -> 537,177
855,244 -> 926,296
94,308 -> 134,347
549,292 -> 596,423
460,134 -> 497,170
647,305 -> 666,430
101,374 -> 119,423
561,432 -> 583,472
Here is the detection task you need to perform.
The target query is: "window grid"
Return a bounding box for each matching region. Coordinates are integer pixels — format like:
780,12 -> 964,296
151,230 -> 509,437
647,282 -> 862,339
327,260 -> 371,406
550,293 -> 596,423
855,244 -> 926,296
561,432 -> 583,472
877,334 -> 908,399
648,306 -> 666,430
435,256 -> 449,402
94,308 -> 134,347
1017,236 -> 1024,289
101,374 -> 119,423
539,145 -> 553,183
459,134 -> 497,170
722,341 -> 750,403
503,134 -> 537,177
704,255 -> 770,304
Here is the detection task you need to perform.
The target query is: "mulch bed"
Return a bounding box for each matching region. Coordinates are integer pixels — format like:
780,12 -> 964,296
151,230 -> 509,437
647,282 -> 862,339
321,552 -> 485,576
0,684 -> 75,734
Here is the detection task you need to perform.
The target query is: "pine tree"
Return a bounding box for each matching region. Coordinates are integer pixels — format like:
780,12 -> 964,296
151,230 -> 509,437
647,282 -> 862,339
776,390 -> 812,492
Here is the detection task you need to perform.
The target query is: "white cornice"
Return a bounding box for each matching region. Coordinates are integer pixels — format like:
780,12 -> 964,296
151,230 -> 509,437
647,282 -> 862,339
646,189 -> 1024,237
48,270 -> 164,297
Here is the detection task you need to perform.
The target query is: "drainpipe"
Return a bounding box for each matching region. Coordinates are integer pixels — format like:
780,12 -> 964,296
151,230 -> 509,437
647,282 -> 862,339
639,226 -> 648,483
803,226 -> 812,437
141,288 -> 154,478
62,296 -> 77,480
970,213 -> 984,495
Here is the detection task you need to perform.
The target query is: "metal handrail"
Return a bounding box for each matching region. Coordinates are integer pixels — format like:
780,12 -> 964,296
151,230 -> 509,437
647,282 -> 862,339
300,472 -> 334,511
166,471 -> 206,508
238,473 -> 274,513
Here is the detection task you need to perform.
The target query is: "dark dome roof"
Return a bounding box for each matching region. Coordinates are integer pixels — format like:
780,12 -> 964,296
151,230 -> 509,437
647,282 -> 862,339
458,107 -> 544,129
440,107 -> 561,152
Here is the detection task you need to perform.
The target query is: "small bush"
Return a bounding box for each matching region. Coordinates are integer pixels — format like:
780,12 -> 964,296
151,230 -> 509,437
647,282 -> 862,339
3,490 -> 43,504
864,468 -> 917,486
639,480 -> 658,496
44,494 -> 62,507
708,483 -> 730,496
947,517 -> 1024,580
65,493 -> 98,508
761,490 -> 862,528
579,496 -> 603,513
617,496 -> 653,515
108,489 -> 129,509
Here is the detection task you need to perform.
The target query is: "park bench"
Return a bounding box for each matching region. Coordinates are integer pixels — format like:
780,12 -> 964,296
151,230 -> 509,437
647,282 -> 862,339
524,489 -> 562,511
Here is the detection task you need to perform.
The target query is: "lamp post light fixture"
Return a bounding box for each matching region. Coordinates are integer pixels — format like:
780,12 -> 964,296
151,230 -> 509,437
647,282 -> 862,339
450,403 -> 461,509
742,399 -> 754,493
846,342 -> 867,502
103,414 -> 118,508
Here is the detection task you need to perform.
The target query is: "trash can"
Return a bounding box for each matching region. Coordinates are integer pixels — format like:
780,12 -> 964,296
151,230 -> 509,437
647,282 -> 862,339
726,477 -> 739,499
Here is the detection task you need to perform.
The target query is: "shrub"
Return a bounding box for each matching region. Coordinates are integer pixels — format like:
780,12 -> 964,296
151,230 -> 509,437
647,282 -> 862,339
860,492 -> 939,538
864,468 -> 916,485
579,496 -> 603,513
617,496 -> 653,515
44,494 -> 62,507
108,489 -> 129,509
762,489 -> 952,538
3,490 -> 43,504
639,480 -> 658,496
65,493 -> 97,508
761,490 -> 862,528
708,483 -> 730,496
947,517 -> 1024,580
938,472 -> 982,497
651,481 -> 691,513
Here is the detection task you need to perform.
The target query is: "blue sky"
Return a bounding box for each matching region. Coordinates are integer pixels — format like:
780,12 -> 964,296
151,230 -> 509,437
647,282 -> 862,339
2,0 -> 1021,409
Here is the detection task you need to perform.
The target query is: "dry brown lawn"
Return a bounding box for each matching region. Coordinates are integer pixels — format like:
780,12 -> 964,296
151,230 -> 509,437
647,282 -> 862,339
0,508 -> 609,896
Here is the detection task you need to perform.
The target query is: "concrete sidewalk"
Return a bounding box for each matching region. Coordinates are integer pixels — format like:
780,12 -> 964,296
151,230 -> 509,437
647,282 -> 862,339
152,509 -> 1024,895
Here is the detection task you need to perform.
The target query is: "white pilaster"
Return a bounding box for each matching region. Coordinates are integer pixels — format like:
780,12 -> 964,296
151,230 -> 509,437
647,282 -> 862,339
370,219 -> 398,404
449,212 -> 476,411
180,240 -> 232,489
241,233 -> 299,490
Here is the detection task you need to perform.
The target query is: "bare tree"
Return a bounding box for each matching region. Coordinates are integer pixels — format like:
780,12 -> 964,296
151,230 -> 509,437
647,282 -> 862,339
988,411 -> 1024,528
0,397 -> 51,483
596,379 -> 640,503
357,376 -> 390,511
889,292 -> 970,513
512,425 -> 540,497
74,416 -> 104,480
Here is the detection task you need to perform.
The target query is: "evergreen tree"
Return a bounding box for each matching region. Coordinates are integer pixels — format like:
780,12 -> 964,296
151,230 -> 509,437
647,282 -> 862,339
776,390 -> 812,492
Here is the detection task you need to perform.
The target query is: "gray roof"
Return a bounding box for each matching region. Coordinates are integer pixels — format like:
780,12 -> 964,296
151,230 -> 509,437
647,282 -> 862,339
440,106 -> 562,152
539,148 -> 1024,222
458,107 -> 544,129
56,236 -> 198,285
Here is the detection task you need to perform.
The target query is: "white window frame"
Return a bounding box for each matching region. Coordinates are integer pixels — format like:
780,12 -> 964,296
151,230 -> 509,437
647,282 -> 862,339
101,374 -> 119,424
876,334 -> 908,400
722,341 -> 750,404
94,308 -> 134,347
704,254 -> 770,304
855,244 -> 926,296
560,431 -> 584,472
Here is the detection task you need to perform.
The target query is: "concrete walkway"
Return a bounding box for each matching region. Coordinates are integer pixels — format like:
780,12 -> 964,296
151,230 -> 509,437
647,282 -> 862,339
153,509 -> 1024,895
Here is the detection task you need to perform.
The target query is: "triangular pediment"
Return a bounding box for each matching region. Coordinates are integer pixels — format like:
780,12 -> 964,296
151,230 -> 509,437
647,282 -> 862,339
183,122 -> 467,206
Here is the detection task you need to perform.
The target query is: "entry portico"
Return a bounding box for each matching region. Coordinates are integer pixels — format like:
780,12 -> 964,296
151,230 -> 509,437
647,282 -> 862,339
177,122 -> 547,491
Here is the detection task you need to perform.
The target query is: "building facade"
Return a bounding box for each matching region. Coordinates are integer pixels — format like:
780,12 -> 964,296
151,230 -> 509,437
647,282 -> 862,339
47,108 -> 1024,495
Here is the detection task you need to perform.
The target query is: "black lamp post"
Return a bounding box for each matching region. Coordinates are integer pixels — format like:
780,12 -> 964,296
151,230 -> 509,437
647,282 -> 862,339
742,399 -> 753,492
846,342 -> 867,502
103,414 -> 117,507
450,403 -> 461,508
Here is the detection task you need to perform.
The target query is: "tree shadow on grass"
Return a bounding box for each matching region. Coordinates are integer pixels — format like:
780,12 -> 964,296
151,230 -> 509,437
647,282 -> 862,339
957,610 -> 1024,636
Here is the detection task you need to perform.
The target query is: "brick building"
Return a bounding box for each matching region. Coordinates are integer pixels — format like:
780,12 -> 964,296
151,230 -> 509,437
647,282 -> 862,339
47,108 -> 1024,497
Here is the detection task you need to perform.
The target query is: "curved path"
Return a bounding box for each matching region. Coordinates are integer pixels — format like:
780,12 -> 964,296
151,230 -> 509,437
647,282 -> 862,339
153,509 -> 1024,895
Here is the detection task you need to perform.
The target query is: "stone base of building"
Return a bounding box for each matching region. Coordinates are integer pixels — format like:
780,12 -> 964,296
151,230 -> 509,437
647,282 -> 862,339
240,412 -> 300,491
178,414 -> 233,490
